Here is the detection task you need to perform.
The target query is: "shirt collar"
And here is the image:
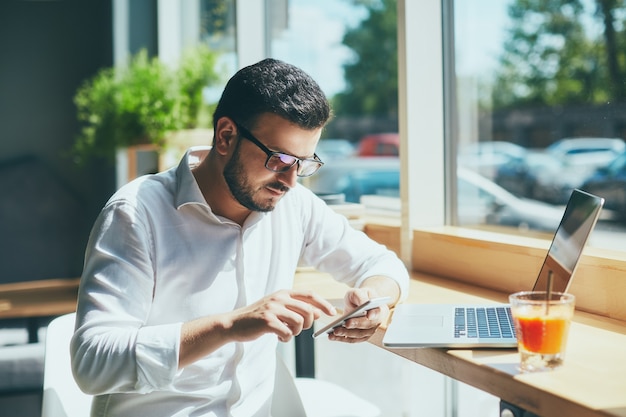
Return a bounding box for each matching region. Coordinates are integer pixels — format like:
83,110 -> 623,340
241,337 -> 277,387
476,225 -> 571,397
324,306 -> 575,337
173,146 -> 268,228
174,146 -> 212,209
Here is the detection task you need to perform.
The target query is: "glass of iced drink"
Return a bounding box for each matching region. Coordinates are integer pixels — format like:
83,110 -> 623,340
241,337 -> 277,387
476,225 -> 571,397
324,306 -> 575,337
509,291 -> 575,372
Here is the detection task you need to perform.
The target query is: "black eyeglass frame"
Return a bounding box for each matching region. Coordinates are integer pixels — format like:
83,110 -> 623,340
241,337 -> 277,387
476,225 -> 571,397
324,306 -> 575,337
233,121 -> 324,177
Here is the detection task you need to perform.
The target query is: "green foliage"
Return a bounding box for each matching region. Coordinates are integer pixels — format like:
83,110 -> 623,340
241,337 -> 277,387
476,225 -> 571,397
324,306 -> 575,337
493,0 -> 626,109
332,0 -> 398,117
177,44 -> 220,129
72,46 -> 220,164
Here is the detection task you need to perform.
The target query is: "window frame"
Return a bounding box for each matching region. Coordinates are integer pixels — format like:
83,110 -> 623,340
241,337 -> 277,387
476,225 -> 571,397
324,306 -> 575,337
397,0 -> 446,266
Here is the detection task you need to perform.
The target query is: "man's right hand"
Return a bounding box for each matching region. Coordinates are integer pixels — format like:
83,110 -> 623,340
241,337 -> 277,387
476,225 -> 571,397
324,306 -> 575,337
178,289 -> 336,368
227,289 -> 337,343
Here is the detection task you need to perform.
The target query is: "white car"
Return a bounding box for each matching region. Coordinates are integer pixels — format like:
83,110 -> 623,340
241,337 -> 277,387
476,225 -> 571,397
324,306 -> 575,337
546,137 -> 625,166
458,141 -> 527,180
305,157 -> 563,232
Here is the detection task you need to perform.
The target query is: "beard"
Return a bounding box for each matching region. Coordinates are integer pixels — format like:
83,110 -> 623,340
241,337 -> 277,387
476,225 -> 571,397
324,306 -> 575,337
223,144 -> 290,212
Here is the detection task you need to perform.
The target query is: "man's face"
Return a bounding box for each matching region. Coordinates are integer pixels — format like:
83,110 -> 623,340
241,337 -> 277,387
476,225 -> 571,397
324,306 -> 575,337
223,113 -> 322,212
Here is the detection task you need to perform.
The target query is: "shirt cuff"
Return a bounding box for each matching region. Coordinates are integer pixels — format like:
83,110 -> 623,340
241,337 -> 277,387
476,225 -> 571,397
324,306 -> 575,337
134,322 -> 182,392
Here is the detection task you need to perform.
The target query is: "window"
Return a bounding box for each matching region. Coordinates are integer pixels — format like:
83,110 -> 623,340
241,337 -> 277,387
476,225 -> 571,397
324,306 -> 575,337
397,2 -> 626,330
452,0 -> 626,253
159,0 -> 626,266
267,0 -> 401,207
199,0 -> 237,99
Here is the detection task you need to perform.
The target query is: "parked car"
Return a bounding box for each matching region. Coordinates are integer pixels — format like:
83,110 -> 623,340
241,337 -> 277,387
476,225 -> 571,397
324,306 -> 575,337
531,162 -> 595,205
315,138 -> 355,161
458,141 -> 527,180
458,167 -> 562,232
356,133 -> 399,156
495,139 -> 621,205
581,151 -> 626,222
546,137 -> 625,166
305,157 -> 563,232
494,151 -> 561,199
305,156 -> 400,203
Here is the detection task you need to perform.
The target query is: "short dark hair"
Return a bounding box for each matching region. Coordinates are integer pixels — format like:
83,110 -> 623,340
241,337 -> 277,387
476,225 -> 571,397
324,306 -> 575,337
212,58 -> 331,131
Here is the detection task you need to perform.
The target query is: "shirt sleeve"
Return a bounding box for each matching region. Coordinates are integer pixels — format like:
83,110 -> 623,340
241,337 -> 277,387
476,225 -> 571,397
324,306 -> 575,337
70,199 -> 182,395
297,187 -> 410,301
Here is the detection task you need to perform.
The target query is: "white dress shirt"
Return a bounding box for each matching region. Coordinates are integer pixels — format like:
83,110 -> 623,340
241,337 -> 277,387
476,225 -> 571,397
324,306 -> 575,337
70,147 -> 409,417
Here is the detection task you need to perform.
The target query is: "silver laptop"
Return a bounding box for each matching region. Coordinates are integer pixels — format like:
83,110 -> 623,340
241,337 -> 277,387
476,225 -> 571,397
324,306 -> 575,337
383,189 -> 604,348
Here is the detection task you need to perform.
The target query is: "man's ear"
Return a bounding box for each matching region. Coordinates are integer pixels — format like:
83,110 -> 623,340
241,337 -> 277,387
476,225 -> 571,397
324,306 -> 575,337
214,117 -> 237,155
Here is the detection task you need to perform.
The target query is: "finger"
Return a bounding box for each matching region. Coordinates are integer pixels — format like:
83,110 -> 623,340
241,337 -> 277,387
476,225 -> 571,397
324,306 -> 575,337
263,291 -> 330,332
272,298 -> 320,331
344,288 -> 373,310
262,302 -> 309,341
244,295 -> 307,339
290,291 -> 337,317
329,326 -> 376,343
274,307 -> 306,335
335,317 -> 380,334
329,334 -> 370,344
343,315 -> 378,330
365,303 -> 389,321
342,304 -> 388,330
268,319 -> 296,343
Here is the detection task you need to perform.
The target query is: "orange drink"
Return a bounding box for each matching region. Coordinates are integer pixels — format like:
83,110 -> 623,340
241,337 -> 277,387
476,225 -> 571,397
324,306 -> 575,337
509,291 -> 575,372
515,315 -> 570,354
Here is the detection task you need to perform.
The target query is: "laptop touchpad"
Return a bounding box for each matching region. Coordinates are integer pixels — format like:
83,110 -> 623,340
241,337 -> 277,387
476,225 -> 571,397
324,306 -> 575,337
412,315 -> 444,327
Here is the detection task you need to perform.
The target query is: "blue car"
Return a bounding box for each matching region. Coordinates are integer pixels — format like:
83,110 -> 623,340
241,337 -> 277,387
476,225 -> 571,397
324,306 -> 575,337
581,151 -> 626,222
304,157 -> 400,203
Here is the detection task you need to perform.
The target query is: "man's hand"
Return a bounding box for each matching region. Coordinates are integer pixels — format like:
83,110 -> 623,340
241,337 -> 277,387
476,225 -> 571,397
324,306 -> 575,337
327,287 -> 390,343
179,289 -> 336,368
228,290 -> 337,343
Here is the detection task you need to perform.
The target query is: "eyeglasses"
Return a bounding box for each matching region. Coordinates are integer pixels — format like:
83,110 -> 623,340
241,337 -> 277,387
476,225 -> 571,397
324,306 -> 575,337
234,121 -> 324,177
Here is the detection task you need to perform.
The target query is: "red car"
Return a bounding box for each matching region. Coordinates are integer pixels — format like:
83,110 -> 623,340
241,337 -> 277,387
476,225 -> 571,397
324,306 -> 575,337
356,133 -> 399,156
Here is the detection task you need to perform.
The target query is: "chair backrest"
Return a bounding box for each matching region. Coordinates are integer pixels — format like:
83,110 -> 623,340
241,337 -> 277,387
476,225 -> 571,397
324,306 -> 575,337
272,353 -> 308,417
273,353 -> 382,417
41,313 -> 92,417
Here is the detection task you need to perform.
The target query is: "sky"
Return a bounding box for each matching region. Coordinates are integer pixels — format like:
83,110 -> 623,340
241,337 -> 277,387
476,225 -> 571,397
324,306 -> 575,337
454,0 -> 509,77
270,0 -> 368,96
454,0 -> 605,78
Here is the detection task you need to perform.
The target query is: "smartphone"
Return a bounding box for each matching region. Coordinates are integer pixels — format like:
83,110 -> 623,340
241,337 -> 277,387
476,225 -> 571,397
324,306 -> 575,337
312,296 -> 392,338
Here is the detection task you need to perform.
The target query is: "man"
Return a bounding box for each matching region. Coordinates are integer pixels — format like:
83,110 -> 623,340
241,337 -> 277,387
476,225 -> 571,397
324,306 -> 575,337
70,58 -> 409,417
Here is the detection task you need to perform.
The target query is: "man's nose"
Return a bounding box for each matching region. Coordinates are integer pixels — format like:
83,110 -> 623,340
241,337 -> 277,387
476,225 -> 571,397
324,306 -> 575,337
277,164 -> 300,188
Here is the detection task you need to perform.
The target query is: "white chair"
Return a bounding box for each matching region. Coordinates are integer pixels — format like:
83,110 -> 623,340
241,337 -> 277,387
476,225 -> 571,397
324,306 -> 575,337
273,351 -> 381,417
290,374 -> 381,417
41,313 -> 91,417
42,313 -> 380,417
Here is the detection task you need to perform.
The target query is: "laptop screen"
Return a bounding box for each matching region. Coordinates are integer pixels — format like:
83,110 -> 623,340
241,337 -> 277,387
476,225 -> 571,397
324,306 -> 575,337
532,189 -> 604,293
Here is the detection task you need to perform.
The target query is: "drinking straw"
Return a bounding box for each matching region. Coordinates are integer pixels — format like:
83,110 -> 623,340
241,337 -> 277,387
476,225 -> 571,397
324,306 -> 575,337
545,271 -> 554,315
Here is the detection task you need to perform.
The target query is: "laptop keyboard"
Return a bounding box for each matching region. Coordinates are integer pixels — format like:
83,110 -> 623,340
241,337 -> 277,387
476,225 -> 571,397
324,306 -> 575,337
454,307 -> 516,339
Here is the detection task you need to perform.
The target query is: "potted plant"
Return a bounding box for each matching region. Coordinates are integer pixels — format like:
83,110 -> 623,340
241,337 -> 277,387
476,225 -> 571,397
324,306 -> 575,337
160,45 -> 221,170
176,44 -> 220,130
72,45 -> 220,166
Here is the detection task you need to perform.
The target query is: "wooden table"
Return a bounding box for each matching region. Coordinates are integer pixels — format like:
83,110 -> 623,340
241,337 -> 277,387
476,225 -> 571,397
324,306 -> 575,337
294,269 -> 626,417
0,278 -> 80,342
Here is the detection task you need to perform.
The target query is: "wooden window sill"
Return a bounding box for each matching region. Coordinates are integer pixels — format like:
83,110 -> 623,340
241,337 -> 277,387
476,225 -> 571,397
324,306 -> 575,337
363,221 -> 626,322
